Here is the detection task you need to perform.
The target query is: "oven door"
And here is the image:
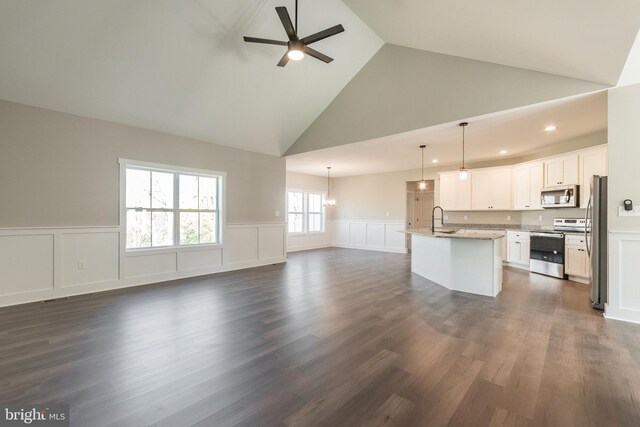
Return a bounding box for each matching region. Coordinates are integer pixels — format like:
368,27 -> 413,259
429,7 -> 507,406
530,233 -> 565,278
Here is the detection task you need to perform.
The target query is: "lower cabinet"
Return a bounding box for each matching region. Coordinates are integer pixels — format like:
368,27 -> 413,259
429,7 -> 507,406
565,234 -> 590,279
506,231 -> 530,267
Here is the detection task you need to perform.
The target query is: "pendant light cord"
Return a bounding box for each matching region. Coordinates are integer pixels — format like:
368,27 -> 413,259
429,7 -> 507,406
421,146 -> 425,181
327,167 -> 331,199
295,0 -> 298,35
462,125 -> 465,169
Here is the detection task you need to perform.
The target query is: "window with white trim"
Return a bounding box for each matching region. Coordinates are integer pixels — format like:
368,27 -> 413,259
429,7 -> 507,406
287,190 -> 325,234
124,163 -> 223,249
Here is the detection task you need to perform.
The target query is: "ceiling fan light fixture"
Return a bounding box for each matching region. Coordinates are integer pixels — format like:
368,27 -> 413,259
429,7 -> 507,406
287,49 -> 304,61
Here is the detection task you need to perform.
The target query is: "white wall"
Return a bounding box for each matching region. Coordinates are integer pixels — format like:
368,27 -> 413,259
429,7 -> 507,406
606,83 -> 640,324
0,100 -> 287,307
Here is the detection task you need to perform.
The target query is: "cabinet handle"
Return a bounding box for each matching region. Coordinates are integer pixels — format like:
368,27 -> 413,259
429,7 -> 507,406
557,181 -> 563,184
525,205 -> 530,208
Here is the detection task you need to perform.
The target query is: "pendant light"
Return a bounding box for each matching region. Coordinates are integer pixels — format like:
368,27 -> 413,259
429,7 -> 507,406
459,122 -> 469,180
323,166 -> 336,207
418,145 -> 427,190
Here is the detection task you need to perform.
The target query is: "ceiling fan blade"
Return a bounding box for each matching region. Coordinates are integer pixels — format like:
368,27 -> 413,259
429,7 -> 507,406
301,24 -> 345,45
275,7 -> 296,40
303,46 -> 333,63
243,36 -> 288,46
277,52 -> 290,67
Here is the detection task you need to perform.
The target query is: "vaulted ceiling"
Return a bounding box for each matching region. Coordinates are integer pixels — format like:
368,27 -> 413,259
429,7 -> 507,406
0,1 -> 639,158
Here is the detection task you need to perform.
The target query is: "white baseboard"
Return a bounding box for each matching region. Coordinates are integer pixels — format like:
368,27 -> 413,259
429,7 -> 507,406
331,243 -> 407,254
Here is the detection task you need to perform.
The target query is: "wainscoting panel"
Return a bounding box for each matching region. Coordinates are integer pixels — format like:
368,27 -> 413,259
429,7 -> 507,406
224,225 -> 259,265
0,233 -> 54,296
606,231 -> 640,324
0,223 -> 286,308
332,221 -> 407,254
62,231 -> 119,287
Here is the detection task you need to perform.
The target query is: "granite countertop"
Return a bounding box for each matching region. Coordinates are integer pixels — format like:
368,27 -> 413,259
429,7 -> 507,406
444,223 -> 549,232
403,228 -> 505,240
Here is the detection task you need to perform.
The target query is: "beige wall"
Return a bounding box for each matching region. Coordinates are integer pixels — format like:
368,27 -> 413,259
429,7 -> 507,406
608,83 -> 640,231
286,171 -> 327,192
0,100 -> 285,227
286,44 -> 607,155
331,132 -> 605,225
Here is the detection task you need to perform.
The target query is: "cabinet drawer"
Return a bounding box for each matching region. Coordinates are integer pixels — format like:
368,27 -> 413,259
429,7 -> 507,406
565,234 -> 587,246
507,231 -> 530,240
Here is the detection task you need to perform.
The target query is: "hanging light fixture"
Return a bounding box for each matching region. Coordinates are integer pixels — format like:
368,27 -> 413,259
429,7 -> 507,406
323,166 -> 336,207
418,145 -> 427,190
459,122 -> 469,180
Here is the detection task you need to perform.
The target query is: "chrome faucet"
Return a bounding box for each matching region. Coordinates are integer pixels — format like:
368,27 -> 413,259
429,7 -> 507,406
432,206 -> 444,231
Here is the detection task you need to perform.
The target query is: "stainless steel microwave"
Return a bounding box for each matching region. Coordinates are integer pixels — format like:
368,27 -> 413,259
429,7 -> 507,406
541,185 -> 579,208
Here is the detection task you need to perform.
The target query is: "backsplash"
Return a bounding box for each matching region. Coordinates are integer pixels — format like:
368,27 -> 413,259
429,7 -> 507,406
521,208 -> 586,226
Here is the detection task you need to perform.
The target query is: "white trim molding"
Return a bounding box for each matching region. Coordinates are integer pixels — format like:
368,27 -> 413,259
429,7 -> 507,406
0,222 -> 286,308
606,230 -> 640,324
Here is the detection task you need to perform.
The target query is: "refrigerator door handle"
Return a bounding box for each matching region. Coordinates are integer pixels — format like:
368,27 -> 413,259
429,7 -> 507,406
585,196 -> 592,257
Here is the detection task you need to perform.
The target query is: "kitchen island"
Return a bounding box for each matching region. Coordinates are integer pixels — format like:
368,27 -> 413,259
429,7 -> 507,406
406,229 -> 505,297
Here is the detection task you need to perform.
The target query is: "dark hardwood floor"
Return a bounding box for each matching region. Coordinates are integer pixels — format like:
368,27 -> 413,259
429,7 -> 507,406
1,248 -> 640,426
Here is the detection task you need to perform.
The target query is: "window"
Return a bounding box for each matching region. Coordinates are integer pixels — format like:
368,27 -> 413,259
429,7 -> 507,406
124,162 -> 223,249
287,190 -> 325,234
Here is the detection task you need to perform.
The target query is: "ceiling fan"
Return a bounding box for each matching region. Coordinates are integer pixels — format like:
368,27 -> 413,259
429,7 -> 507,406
243,0 -> 345,67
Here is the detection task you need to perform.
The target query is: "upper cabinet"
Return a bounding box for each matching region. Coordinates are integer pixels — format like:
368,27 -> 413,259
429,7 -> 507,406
579,146 -> 608,208
438,171 -> 472,211
544,154 -> 579,187
512,162 -> 543,210
471,167 -> 512,210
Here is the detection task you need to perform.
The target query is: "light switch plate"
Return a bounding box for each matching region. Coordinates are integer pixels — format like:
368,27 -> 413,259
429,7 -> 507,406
618,206 -> 640,216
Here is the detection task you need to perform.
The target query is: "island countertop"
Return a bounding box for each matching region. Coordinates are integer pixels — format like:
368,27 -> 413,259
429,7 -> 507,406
403,228 -> 505,240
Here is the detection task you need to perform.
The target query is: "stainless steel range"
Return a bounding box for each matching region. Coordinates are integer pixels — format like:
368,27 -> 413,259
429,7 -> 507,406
529,218 -> 587,279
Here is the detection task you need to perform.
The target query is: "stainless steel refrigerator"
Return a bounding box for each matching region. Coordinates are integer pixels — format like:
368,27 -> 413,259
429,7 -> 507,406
585,175 -> 607,310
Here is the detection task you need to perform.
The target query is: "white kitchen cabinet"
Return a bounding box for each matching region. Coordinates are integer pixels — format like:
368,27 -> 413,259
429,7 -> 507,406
471,167 -> 511,210
579,145 -> 608,208
513,162 -> 544,210
565,234 -> 590,279
544,154 -> 579,187
506,230 -> 530,267
438,172 -> 472,211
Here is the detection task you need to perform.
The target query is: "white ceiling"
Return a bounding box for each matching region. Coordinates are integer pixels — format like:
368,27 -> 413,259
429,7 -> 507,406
285,91 -> 608,177
343,0 -> 640,85
0,0 -> 382,156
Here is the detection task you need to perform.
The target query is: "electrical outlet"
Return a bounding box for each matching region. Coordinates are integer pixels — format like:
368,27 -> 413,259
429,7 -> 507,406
275,211 -> 280,217
463,215 -> 468,220
506,215 -> 512,221
77,261 -> 86,270
386,212 -> 390,217
618,206 -> 640,216
444,215 -> 450,220
538,215 -> 543,221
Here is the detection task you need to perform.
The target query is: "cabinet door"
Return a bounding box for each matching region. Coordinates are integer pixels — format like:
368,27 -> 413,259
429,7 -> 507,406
529,163 -> 544,210
562,155 -> 579,185
580,147 -> 608,208
472,171 -> 492,210
545,158 -> 564,187
491,169 -> 512,210
439,174 -> 458,210
457,174 -> 472,210
565,246 -> 587,277
519,240 -> 530,266
507,240 -> 521,264
513,166 -> 531,210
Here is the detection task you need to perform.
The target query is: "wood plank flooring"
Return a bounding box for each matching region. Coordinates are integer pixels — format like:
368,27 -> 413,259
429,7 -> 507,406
1,247 -> 640,426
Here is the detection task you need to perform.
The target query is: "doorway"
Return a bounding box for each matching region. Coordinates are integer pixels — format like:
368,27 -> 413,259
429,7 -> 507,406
406,180 -> 435,250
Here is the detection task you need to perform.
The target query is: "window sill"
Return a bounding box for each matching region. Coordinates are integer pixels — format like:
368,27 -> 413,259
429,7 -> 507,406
126,243 -> 223,256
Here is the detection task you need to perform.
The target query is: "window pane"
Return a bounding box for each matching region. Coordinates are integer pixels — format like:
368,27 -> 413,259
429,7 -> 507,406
180,212 -> 199,244
200,212 -> 217,243
152,171 -> 174,209
180,175 -> 199,209
152,211 -> 173,247
199,177 -> 217,210
127,209 -> 151,248
308,213 -> 322,232
288,213 -> 303,233
288,192 -> 303,213
309,193 -> 322,213
126,169 -> 150,208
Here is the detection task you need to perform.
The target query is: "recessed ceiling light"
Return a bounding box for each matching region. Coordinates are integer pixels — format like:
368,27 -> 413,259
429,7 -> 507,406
544,125 -> 557,132
432,159 -> 439,163
499,150 -> 507,155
